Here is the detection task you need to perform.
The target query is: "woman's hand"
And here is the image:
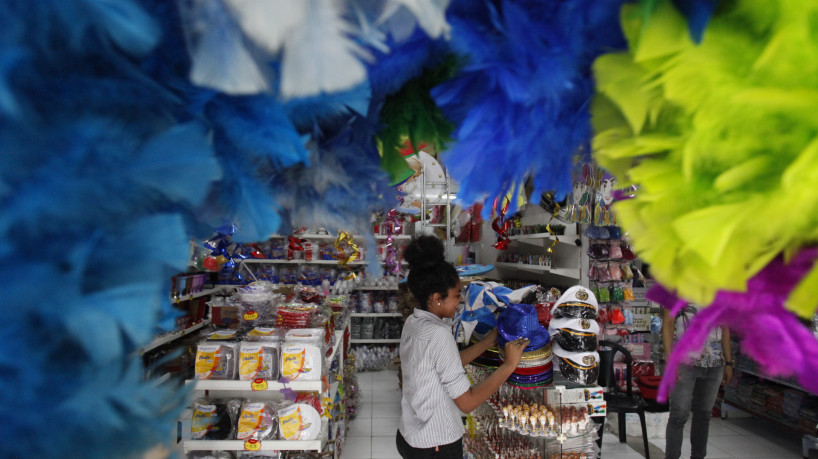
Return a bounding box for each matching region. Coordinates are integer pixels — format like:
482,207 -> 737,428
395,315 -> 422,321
722,366 -> 733,385
483,328 -> 498,347
503,338 -> 529,368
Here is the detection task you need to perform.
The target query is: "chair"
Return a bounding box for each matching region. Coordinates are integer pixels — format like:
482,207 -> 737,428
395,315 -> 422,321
597,340 -> 651,459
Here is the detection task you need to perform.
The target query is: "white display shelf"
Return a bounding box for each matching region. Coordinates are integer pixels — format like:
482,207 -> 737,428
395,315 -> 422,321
140,319 -> 211,355
353,285 -> 399,291
494,262 -> 579,279
349,339 -> 400,344
171,287 -> 224,303
189,378 -> 324,393
241,258 -> 405,266
270,233 -> 410,241
508,233 -> 577,246
188,330 -> 344,393
182,420 -> 328,452
350,313 -> 402,317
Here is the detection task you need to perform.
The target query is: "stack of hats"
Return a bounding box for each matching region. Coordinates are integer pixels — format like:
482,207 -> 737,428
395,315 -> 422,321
496,303 -> 554,389
549,286 -> 601,385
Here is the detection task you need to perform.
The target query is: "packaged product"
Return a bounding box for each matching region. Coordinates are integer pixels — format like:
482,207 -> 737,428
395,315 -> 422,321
548,318 -> 600,352
552,342 -> 600,385
238,342 -> 279,381
277,403 -> 322,441
195,342 -> 238,380
190,398 -> 241,440
280,344 -> 322,381
236,402 -> 279,441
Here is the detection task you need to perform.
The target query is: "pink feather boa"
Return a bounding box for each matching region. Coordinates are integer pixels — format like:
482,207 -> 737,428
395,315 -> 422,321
647,248 -> 818,402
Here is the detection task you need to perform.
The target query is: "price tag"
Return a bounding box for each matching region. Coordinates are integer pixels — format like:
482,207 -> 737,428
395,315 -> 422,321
244,439 -> 261,451
243,310 -> 259,320
251,378 -> 268,391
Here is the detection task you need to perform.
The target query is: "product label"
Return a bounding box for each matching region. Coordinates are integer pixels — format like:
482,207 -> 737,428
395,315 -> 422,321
251,378 -> 268,391
279,405 -> 308,440
248,327 -> 275,336
243,439 -> 261,451
240,344 -> 264,379
209,330 -> 237,340
243,310 -> 259,321
281,346 -> 309,380
191,404 -> 216,439
195,344 -> 222,379
237,403 -> 265,440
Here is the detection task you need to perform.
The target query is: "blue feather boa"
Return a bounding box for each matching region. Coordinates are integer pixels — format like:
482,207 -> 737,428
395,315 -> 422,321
434,0 -> 627,213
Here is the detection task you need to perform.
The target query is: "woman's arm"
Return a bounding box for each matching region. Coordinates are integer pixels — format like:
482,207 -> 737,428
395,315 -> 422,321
459,329 -> 497,366
452,338 -> 527,413
662,308 -> 675,362
722,327 -> 733,384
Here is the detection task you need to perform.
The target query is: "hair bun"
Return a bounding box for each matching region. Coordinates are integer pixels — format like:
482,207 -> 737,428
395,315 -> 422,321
404,236 -> 445,270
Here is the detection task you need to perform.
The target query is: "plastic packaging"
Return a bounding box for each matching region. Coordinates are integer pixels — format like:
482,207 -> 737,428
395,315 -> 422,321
238,342 -> 279,381
549,318 -> 600,352
236,402 -> 279,441
552,343 -> 600,385
191,398 -> 241,440
280,344 -> 322,381
277,403 -> 322,441
195,342 -> 238,380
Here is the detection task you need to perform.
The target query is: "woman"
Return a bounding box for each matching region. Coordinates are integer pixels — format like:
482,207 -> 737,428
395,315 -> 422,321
397,236 -> 527,458
662,305 -> 733,459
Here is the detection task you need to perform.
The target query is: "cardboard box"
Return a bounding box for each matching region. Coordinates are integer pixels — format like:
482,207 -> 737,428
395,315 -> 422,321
546,386 -> 604,405
565,400 -> 607,417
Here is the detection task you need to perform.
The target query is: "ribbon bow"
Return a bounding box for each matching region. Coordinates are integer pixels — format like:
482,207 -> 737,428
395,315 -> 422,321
492,198 -> 511,250
333,231 -> 359,269
383,210 -> 402,275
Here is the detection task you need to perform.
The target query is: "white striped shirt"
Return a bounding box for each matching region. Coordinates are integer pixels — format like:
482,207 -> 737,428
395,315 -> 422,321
398,308 -> 471,448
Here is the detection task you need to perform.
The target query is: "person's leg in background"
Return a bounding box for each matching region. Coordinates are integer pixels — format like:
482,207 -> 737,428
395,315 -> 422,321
689,365 -> 724,459
665,364 -> 698,459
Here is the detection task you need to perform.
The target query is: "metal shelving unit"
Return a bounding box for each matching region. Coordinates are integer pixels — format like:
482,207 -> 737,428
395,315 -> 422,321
181,420 -> 328,452
349,338 -> 400,344
494,262 -> 580,280
350,313 -> 402,318
140,319 -> 211,355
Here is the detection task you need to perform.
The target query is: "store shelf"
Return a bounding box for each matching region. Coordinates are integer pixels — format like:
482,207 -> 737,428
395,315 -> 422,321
723,396 -> 814,435
188,330 -> 345,393
349,339 -> 401,344
494,262 -> 579,279
241,258 -> 405,266
353,286 -> 399,291
183,420 -> 328,452
350,313 -> 402,317
735,365 -> 807,392
508,233 -> 578,246
374,234 -> 411,240
270,233 -> 411,241
171,287 -> 224,303
189,378 -> 324,392
140,319 -> 211,355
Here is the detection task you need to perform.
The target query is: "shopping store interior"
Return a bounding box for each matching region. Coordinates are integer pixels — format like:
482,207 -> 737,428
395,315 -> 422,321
5,1 -> 818,459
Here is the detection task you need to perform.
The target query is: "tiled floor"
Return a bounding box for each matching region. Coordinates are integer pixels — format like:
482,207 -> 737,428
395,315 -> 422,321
342,369 -> 816,458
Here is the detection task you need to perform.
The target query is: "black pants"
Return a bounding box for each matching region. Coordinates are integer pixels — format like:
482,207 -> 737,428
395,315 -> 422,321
395,430 -> 463,458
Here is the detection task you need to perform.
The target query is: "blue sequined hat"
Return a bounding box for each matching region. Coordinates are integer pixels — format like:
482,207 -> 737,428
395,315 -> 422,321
496,303 -> 551,352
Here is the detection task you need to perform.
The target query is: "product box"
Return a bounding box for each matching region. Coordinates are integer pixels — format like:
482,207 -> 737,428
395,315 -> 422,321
546,385 -> 604,405
565,400 -> 607,417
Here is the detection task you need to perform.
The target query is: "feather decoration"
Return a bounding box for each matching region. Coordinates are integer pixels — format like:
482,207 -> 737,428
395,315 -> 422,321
180,0 -> 270,95
385,0 -> 452,39
592,0 -> 818,316
648,249 -> 818,402
377,54 -> 458,185
270,116 -> 398,275
279,0 -> 370,98
433,0 -> 627,214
